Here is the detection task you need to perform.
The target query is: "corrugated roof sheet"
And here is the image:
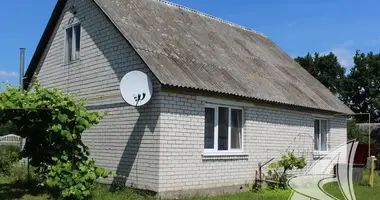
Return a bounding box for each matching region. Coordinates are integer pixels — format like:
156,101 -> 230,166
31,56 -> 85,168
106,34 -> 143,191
26,0 -> 353,114
93,0 -> 352,114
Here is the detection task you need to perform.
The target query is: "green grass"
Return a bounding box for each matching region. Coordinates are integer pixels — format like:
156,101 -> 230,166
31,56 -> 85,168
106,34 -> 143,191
0,170 -> 379,200
323,169 -> 380,200
0,175 -> 52,200
90,184 -> 291,200
0,176 -> 290,200
90,184 -> 156,200
189,189 -> 291,200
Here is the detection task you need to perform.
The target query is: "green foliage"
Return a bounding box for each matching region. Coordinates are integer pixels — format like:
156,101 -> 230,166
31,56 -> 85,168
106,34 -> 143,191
0,81 -> 108,199
339,51 -> 380,123
264,169 -> 288,189
7,163 -> 43,185
0,145 -> 20,174
0,81 -> 104,172
91,184 -> 157,200
8,162 -> 29,182
296,50 -> 380,167
295,51 -> 380,122
268,152 -> 306,172
294,52 -> 345,95
44,154 -> 110,200
347,120 -> 370,144
266,152 -> 306,189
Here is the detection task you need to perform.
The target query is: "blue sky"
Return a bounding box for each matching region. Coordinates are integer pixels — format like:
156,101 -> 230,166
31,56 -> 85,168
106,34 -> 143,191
1,0 -> 380,88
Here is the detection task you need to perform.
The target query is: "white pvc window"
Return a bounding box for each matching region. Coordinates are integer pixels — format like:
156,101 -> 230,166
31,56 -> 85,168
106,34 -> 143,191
204,105 -> 243,152
65,24 -> 81,62
314,119 -> 328,152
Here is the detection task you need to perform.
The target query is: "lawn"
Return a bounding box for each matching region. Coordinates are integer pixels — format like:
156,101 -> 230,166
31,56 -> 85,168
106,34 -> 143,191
0,170 -> 379,200
323,169 -> 380,200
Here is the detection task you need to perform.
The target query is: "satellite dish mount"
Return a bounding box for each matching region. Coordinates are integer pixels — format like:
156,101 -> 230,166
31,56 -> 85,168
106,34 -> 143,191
133,93 -> 146,106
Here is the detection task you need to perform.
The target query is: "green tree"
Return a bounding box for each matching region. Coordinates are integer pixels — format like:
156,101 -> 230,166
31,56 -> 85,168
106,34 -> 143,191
340,51 -> 380,123
0,81 -> 110,199
0,81 -> 104,171
347,120 -> 369,144
295,52 -> 345,95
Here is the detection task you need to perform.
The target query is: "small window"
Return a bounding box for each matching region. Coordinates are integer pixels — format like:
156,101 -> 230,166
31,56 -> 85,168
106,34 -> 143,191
314,119 -> 328,152
204,105 -> 243,152
65,24 -> 81,62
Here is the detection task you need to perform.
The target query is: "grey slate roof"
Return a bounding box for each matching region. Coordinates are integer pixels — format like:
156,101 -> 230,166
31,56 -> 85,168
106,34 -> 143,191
94,0 -> 353,114
26,0 -> 354,114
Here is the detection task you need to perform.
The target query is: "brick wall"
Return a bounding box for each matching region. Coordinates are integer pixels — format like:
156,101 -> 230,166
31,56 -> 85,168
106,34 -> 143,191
35,0 -> 162,191
157,91 -> 347,193
34,0 -> 348,194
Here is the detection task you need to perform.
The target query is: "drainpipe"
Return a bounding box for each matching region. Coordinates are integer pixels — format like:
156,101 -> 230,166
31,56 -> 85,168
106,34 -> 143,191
19,48 -> 25,92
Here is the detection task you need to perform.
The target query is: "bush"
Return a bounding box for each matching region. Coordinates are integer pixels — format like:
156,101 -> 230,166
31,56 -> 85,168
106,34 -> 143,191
0,145 -> 20,174
8,162 -> 28,181
347,120 -> 369,144
44,154 -> 111,200
0,81 -> 107,199
0,81 -> 104,173
266,152 -> 306,189
264,169 -> 288,189
8,163 -> 42,184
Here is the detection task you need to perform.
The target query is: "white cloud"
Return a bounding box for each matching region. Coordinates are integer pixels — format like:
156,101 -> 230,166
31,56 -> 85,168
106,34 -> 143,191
0,71 -> 18,77
322,48 -> 354,69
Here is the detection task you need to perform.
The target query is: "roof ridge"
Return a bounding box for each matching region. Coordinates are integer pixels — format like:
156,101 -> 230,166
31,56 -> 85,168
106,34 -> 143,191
154,0 -> 267,38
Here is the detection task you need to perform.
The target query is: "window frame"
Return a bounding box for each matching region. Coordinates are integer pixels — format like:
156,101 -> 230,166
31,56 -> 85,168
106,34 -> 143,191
64,23 -> 81,63
204,104 -> 244,154
314,118 -> 329,154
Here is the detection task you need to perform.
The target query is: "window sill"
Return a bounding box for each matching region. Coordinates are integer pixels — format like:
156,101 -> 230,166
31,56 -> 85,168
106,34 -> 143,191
202,152 -> 249,161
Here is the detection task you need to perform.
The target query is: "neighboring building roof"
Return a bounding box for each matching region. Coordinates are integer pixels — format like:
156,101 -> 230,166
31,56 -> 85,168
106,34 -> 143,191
25,0 -> 354,114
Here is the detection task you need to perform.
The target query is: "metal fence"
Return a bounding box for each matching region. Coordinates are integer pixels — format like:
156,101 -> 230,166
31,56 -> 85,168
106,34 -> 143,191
0,134 -> 28,165
0,134 -> 25,149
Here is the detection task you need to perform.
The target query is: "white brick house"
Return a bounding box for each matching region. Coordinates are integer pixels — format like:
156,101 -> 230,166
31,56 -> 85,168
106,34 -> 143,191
25,0 -> 353,196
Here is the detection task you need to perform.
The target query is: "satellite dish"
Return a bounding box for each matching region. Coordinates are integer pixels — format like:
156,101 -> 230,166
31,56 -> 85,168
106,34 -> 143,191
120,71 -> 153,106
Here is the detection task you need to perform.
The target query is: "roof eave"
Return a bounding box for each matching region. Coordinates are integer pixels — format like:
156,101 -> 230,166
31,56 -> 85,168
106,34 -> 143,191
161,84 -> 354,115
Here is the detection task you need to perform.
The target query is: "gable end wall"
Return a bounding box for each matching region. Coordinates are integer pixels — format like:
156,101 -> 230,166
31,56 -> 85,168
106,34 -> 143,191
35,0 -> 162,191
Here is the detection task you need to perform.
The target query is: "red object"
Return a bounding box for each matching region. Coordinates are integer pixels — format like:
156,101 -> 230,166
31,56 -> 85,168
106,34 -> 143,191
354,144 -> 373,165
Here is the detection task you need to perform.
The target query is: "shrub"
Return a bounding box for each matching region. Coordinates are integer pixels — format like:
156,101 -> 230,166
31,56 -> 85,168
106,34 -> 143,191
8,162 -> 28,181
0,81 -> 108,199
0,81 -> 104,173
0,145 -> 20,174
264,169 -> 288,189
44,154 -> 111,200
266,152 -> 306,189
8,163 -> 43,184
347,120 -> 369,144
